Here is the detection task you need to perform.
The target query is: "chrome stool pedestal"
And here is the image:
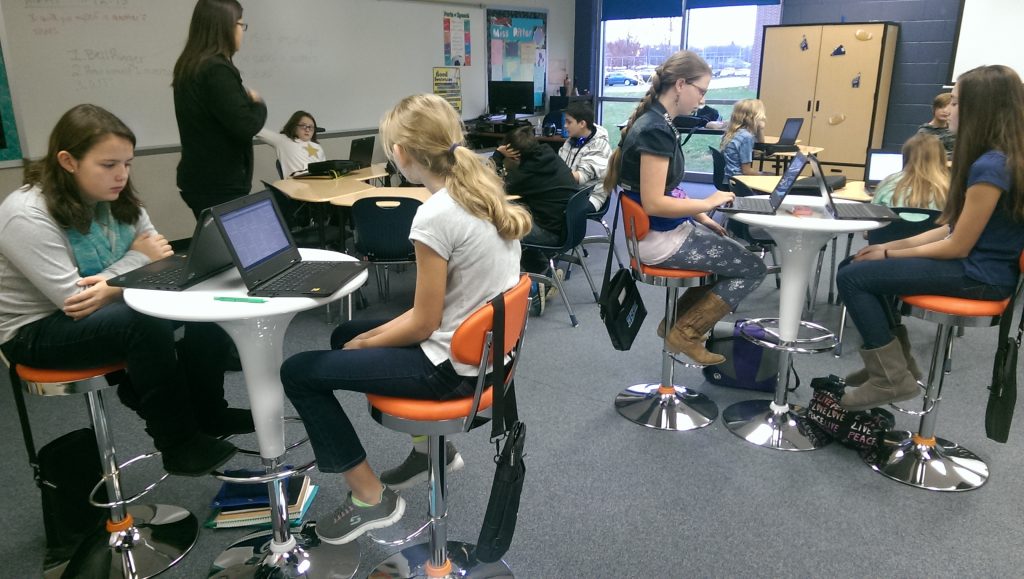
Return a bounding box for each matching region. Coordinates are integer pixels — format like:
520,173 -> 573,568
370,540 -> 512,578
723,319 -> 836,450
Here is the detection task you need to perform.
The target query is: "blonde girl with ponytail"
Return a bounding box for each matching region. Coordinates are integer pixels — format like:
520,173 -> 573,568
604,50 -> 767,366
719,98 -> 767,178
280,94 -> 531,546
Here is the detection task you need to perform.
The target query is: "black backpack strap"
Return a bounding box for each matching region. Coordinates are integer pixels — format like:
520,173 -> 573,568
8,364 -> 41,487
489,291 -> 517,439
600,191 -> 624,302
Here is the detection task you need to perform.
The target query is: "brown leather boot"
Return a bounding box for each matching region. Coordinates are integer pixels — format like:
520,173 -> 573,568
665,291 -> 731,365
840,338 -> 920,411
845,325 -> 922,386
656,285 -> 711,338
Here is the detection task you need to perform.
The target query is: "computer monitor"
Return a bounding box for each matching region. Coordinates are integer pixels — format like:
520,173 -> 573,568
489,81 -> 534,124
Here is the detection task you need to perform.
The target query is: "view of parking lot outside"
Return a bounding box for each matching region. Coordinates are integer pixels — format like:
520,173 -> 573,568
599,6 -> 780,174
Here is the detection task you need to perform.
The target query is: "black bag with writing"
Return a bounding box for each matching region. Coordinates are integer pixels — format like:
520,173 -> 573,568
986,294 -> 1022,443
806,375 -> 895,449
598,195 -> 647,351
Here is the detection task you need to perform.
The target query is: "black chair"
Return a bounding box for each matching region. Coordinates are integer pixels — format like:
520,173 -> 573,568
708,146 -> 731,192
275,159 -> 284,179
834,207 -> 943,356
521,185 -> 597,327
580,189 -> 626,271
351,196 -> 422,302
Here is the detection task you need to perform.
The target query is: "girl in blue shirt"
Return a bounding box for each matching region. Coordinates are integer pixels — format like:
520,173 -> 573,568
837,64 -> 1024,410
720,99 -> 767,178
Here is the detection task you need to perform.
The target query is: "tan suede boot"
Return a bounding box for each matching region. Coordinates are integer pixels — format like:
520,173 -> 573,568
845,325 -> 923,386
656,285 -> 712,338
665,291 -> 731,365
839,338 -> 920,411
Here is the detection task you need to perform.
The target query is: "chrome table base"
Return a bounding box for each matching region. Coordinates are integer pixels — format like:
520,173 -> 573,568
615,383 -> 718,431
208,522 -> 359,578
722,399 -> 830,451
370,540 -> 512,578
864,430 -> 989,491
46,504 -> 197,579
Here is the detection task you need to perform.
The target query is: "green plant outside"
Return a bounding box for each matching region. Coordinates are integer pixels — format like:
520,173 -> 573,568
600,86 -> 756,174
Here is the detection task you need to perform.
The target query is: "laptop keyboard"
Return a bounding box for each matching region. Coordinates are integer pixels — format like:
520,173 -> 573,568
258,261 -> 337,292
137,266 -> 185,285
732,198 -> 774,212
835,203 -> 884,219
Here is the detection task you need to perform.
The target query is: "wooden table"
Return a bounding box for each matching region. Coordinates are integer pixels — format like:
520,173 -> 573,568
755,136 -> 824,174
734,175 -> 871,202
340,162 -> 389,183
272,177 -> 376,248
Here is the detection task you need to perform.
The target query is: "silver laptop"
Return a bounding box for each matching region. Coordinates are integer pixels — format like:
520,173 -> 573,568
864,149 -> 904,192
809,156 -> 900,221
718,152 -> 809,215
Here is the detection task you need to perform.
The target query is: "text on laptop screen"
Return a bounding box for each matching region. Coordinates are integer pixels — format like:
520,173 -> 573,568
770,153 -> 809,208
218,198 -> 291,269
867,152 -> 904,184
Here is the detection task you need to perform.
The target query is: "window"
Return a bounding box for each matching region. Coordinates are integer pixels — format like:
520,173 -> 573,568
598,3 -> 781,175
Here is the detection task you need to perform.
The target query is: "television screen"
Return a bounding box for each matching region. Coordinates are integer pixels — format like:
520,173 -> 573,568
488,81 -> 534,123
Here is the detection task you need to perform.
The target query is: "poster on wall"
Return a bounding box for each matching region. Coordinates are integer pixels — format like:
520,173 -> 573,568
444,11 -> 471,66
0,42 -> 21,162
433,67 -> 462,113
486,9 -> 547,110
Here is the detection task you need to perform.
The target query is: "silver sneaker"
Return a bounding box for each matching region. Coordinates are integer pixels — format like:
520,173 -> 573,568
379,441 -> 465,490
315,486 -> 405,545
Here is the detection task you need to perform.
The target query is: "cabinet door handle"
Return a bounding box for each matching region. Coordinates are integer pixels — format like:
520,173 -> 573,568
807,100 -> 812,112
815,100 -> 820,112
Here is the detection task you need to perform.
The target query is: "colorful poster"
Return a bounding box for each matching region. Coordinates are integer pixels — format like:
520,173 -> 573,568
486,9 -> 547,109
0,42 -> 22,162
432,67 -> 462,113
443,11 -> 471,67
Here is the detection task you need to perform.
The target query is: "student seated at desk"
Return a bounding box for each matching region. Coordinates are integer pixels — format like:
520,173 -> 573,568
556,102 -> 612,211
721,99 -> 768,179
0,105 -> 252,477
281,94 -> 531,545
917,92 -> 955,158
257,110 -> 326,177
872,133 -> 949,217
492,126 -> 577,274
694,97 -> 726,130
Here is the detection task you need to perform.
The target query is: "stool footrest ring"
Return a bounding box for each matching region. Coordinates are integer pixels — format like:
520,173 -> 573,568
887,381 -> 934,416
212,458 -> 316,484
234,417 -> 310,457
738,318 -> 837,354
89,450 -> 168,509
366,515 -> 435,547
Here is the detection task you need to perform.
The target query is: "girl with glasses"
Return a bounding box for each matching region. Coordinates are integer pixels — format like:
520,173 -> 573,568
257,110 -> 326,178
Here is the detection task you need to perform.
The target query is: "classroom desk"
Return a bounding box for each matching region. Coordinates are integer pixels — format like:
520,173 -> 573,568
754,136 -> 824,174
273,177 -> 376,248
721,197 -> 884,451
340,162 -> 389,183
124,249 -> 367,579
733,175 -> 872,202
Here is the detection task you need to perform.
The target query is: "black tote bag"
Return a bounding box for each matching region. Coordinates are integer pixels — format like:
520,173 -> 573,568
598,193 -> 647,350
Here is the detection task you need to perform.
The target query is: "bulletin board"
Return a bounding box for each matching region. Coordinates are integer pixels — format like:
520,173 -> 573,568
0,40 -> 20,162
486,8 -> 547,110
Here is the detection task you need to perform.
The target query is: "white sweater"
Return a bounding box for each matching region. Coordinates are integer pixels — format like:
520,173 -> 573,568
257,128 -> 326,177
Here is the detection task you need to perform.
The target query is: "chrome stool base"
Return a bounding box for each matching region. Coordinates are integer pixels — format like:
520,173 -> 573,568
615,383 -> 718,431
370,540 -> 513,578
722,399 -> 830,451
46,504 -> 197,579
209,522 -> 360,578
863,430 -> 989,491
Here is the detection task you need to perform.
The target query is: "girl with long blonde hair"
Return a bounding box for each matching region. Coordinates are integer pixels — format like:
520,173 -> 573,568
872,132 -> 949,212
719,99 -> 766,178
604,51 -> 766,365
838,65 -> 1024,411
281,94 -> 531,545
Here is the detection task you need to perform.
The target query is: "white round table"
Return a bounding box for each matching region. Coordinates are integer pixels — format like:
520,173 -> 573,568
125,248 -> 367,579
722,196 -> 885,450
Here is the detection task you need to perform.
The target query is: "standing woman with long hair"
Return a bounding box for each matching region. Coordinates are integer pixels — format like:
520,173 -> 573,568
173,0 -> 267,217
837,64 -> 1024,410
604,50 -> 766,365
281,94 -> 531,545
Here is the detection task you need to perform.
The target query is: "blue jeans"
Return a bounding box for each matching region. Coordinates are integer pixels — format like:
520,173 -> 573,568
837,257 -> 1012,349
0,303 -> 230,428
280,319 -> 470,473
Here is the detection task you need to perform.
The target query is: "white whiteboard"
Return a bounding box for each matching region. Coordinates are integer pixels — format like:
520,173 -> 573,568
0,0 -> 495,157
950,0 -> 1024,83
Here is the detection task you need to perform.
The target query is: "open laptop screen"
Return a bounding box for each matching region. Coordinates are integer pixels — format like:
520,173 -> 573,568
777,118 -> 803,144
217,197 -> 292,270
349,136 -> 374,168
865,150 -> 904,186
769,152 -> 809,210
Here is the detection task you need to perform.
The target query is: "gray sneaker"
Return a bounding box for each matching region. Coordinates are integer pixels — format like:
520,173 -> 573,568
315,486 -> 405,545
379,441 -> 465,490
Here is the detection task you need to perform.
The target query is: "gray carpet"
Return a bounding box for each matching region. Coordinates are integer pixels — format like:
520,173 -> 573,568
3,185 -> 1022,577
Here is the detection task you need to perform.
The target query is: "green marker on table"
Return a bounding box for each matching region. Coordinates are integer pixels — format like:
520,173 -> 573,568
214,296 -> 267,303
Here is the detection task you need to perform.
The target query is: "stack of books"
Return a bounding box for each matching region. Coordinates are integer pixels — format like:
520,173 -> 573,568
205,472 -> 318,529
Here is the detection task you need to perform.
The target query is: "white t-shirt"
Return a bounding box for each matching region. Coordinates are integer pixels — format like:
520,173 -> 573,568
408,188 -> 522,376
257,128 -> 326,177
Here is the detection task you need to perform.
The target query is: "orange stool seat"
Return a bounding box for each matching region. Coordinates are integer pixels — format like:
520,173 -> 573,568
16,363 -> 126,384
367,388 -> 493,422
900,294 -> 1010,317
629,258 -> 709,280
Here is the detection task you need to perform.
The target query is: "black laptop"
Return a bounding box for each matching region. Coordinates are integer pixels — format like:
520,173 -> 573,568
807,156 -> 900,221
718,152 -> 809,215
349,136 -> 375,169
755,117 -> 803,154
108,209 -> 233,291
864,149 -> 904,192
210,191 -> 367,297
